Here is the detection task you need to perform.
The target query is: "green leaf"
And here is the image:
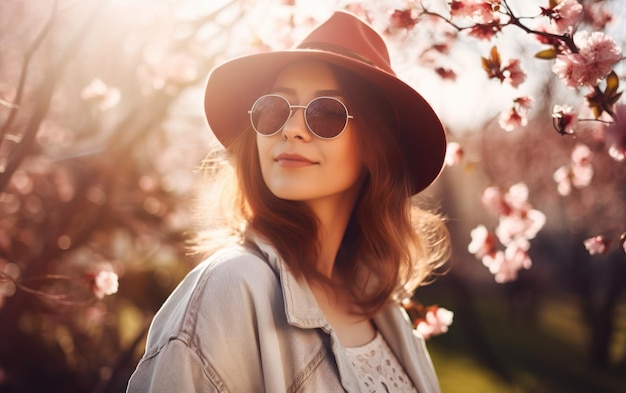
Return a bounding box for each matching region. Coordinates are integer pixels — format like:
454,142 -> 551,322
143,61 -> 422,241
591,105 -> 601,119
490,46 -> 500,64
608,91 -> 623,107
535,48 -> 557,60
605,70 -> 619,97
481,56 -> 490,73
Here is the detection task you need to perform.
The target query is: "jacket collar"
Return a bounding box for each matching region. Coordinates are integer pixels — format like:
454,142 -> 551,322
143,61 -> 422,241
248,235 -> 440,392
373,307 -> 441,393
251,235 -> 328,329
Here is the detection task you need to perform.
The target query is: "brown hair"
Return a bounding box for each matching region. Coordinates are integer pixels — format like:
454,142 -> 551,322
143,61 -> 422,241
194,64 -> 450,315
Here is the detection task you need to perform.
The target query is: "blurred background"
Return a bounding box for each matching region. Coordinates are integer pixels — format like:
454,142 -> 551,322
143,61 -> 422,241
0,0 -> 624,392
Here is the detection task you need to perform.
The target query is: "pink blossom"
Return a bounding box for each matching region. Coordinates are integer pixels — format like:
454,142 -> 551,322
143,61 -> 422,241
468,225 -> 497,258
549,0 -> 583,35
92,268 -> 119,299
498,97 -> 533,133
572,143 -> 591,164
604,104 -> 626,162
553,144 -> 594,194
509,236 -> 531,252
415,306 -> 454,339
514,96 -> 534,113
480,243 -> 532,283
80,78 -> 108,99
449,0 -> 481,19
552,52 -> 585,88
553,165 -> 573,196
571,143 -> 593,187
570,160 -> 593,188
480,183 -> 546,246
450,0 -> 500,23
522,209 -> 546,239
481,186 -> 507,215
578,31 -> 622,75
583,235 -> 610,255
481,249 -> 504,269
444,142 -> 464,166
608,143 -> 626,162
491,245 -> 532,283
435,67 -> 458,80
503,58 -> 526,88
467,20 -> 502,41
80,79 -> 121,111
495,209 -> 546,245
504,182 -> 529,210
552,105 -> 578,135
431,42 -> 453,55
387,9 -> 418,32
553,31 -> 622,87
498,107 -> 527,131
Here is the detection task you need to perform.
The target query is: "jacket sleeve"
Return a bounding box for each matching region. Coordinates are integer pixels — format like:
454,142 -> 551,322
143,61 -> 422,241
126,249 -> 281,393
127,338 -> 222,393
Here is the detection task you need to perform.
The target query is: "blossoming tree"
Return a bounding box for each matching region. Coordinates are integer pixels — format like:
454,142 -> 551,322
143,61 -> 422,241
0,0 -> 624,392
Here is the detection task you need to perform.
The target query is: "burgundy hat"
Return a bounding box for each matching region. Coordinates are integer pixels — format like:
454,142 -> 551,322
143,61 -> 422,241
204,11 -> 446,194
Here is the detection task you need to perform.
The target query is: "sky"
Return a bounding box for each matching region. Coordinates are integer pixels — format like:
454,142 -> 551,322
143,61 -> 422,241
162,0 -> 625,135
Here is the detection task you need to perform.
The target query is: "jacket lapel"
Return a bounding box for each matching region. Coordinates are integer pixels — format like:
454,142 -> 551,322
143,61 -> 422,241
373,305 -> 441,393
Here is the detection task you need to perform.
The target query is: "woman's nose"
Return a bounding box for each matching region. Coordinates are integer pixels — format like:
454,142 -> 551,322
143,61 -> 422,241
281,108 -> 312,141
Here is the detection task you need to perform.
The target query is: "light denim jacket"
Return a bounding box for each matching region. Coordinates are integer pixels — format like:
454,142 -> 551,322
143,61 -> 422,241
127,238 -> 441,393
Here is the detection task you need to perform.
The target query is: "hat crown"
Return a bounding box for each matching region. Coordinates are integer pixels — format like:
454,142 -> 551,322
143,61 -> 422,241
295,12 -> 394,75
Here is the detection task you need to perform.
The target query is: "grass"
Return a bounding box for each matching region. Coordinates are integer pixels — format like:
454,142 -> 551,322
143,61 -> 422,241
417,283 -> 626,393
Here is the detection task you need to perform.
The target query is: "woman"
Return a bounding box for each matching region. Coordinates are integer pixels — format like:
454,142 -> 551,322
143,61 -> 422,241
127,10 -> 450,393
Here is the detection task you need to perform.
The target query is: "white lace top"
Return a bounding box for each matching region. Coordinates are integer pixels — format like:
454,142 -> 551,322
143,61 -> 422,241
345,332 -> 419,393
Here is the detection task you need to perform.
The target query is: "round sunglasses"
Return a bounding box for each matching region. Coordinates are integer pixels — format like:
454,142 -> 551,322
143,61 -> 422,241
248,94 -> 354,140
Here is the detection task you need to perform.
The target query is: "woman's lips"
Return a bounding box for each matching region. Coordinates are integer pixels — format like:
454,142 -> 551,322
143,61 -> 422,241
275,153 -> 318,167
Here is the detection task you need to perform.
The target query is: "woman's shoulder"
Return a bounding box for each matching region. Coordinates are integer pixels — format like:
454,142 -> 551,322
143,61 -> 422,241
146,245 -> 283,346
199,243 -> 270,272
134,245 -> 289,390
195,244 -> 281,298
183,244 -> 281,306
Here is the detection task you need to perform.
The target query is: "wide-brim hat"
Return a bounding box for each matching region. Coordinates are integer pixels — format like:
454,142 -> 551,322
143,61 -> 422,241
204,10 -> 446,195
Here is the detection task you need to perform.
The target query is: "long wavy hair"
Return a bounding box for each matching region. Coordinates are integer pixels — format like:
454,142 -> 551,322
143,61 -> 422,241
194,63 -> 450,315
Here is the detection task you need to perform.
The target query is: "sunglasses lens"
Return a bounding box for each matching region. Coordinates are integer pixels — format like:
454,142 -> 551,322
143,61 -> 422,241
250,95 -> 290,135
306,97 -> 349,139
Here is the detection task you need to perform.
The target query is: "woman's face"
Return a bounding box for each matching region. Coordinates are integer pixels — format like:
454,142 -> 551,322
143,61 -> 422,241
256,61 -> 364,210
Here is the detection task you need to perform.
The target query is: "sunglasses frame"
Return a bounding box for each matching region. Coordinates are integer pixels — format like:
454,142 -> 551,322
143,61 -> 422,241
248,94 -> 354,140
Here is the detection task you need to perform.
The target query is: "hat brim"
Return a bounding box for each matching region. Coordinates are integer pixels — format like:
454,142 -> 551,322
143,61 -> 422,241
204,49 -> 446,194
